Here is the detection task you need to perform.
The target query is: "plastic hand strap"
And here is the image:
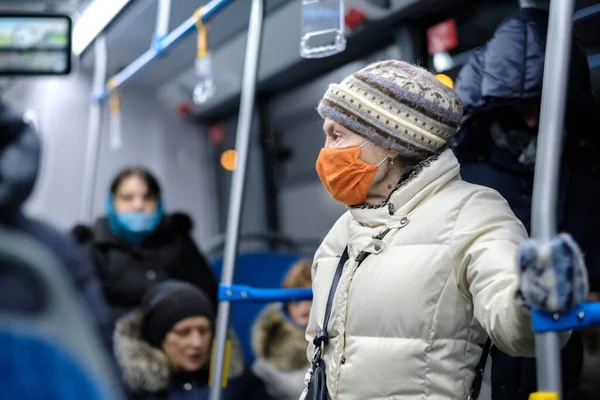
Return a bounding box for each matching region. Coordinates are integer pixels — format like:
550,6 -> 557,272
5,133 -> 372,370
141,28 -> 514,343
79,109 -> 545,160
194,8 -> 208,59
107,77 -> 120,117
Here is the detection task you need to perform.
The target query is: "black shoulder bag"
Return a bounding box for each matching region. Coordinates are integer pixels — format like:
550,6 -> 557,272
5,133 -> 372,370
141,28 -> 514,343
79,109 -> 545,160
305,246 -> 492,400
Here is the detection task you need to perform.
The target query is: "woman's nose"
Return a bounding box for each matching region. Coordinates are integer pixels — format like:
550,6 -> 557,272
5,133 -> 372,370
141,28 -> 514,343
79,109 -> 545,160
131,197 -> 146,211
299,300 -> 312,313
188,331 -> 204,348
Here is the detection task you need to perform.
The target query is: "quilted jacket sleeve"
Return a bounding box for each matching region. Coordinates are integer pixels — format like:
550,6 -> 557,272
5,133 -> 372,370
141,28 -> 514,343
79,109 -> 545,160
450,188 -> 536,357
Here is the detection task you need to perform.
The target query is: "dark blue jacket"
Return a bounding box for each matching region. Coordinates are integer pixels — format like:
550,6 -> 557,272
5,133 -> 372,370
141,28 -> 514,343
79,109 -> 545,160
130,372 -> 270,400
453,8 -> 593,400
454,8 -> 600,286
0,102 -> 114,354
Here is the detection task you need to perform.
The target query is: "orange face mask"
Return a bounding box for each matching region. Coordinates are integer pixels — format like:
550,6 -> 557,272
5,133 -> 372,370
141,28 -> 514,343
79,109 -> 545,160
316,143 -> 386,206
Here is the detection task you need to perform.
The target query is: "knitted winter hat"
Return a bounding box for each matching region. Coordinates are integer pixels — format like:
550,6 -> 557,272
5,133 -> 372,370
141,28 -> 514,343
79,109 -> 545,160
141,280 -> 215,348
318,60 -> 463,162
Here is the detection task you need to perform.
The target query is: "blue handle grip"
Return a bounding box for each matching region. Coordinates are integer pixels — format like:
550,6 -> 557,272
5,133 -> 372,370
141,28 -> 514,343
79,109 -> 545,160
218,284 -> 313,303
531,301 -> 600,333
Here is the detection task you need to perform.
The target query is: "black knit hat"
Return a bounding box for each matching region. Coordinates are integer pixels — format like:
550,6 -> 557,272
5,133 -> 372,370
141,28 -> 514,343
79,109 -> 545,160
140,280 -> 215,348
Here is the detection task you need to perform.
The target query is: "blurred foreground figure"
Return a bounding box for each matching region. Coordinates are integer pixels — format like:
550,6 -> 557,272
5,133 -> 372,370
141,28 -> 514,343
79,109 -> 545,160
0,101 -> 114,354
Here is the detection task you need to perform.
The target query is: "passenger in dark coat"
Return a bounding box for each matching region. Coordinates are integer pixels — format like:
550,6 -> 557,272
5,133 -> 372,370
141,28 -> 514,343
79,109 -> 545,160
114,280 -> 270,400
452,7 -> 596,400
0,102 -> 114,354
72,167 -> 219,321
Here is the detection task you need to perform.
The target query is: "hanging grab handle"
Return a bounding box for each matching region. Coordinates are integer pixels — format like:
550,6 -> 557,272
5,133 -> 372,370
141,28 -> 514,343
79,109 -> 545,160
195,8 -> 208,59
107,77 -> 122,150
107,77 -> 120,116
192,7 -> 216,105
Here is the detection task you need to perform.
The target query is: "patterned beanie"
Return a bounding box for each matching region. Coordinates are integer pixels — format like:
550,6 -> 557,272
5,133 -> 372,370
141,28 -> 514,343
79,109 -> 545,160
317,60 -> 463,162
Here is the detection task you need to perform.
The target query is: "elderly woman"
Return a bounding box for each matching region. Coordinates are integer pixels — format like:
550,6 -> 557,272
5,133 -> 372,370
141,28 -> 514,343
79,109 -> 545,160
114,280 -> 269,400
303,60 -> 587,400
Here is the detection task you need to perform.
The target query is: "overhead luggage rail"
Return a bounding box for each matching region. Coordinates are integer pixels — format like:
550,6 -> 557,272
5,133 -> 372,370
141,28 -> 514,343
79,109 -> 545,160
81,0 -> 237,221
93,0 -> 236,102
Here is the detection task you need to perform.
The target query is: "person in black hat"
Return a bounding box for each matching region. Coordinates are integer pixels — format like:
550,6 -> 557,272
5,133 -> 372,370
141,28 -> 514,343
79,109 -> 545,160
113,280 -> 270,400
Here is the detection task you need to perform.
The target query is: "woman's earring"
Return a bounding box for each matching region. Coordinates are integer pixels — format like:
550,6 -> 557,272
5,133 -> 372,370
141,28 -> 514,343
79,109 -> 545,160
389,158 -> 394,165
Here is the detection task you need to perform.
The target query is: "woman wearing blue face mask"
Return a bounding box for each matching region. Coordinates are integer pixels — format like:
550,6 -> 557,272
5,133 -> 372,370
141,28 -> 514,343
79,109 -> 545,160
72,166 -> 219,321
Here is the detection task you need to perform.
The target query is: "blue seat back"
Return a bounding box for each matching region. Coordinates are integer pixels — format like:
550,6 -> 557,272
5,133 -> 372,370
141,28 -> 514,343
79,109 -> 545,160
0,227 -> 123,399
0,330 -> 103,399
211,252 -> 301,364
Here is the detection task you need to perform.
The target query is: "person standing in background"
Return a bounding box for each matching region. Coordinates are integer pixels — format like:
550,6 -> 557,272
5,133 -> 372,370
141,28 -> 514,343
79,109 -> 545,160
0,101 -> 115,355
452,7 -> 599,400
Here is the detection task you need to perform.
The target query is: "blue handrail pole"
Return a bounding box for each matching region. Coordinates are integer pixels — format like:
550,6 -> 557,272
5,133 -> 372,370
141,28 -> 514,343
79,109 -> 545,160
152,0 -> 171,49
208,0 -> 265,399
94,0 -> 236,101
532,302 -> 600,333
219,285 -> 313,303
81,35 -> 107,221
156,0 -> 171,37
531,0 -> 576,397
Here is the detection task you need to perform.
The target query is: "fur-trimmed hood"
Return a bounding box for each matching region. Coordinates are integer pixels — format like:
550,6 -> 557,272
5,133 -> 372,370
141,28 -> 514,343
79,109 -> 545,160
251,303 -> 309,371
114,310 -> 245,394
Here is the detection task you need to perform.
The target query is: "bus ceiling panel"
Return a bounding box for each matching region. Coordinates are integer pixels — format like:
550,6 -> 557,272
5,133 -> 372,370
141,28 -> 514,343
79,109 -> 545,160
86,0 -> 292,90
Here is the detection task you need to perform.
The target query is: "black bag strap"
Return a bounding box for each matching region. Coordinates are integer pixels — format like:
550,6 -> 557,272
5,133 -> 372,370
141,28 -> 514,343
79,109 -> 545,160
470,338 -> 492,399
312,247 -> 351,357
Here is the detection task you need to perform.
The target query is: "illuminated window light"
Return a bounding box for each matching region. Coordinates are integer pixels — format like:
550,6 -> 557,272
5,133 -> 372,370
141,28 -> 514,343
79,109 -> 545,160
435,74 -> 454,89
220,149 -> 237,171
72,0 -> 132,56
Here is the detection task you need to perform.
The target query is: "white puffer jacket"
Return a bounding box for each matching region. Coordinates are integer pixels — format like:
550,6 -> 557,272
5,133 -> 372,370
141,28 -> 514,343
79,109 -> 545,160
302,148 -> 536,400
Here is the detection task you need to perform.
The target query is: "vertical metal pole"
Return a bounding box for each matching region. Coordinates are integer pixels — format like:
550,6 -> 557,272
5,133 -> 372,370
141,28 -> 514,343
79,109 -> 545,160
394,25 -> 422,65
258,102 -> 281,250
80,35 -> 107,222
156,0 -> 171,38
531,0 -> 576,397
209,0 -> 265,399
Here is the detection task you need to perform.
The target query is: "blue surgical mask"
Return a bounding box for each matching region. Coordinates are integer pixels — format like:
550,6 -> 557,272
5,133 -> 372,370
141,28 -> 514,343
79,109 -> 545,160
106,195 -> 163,244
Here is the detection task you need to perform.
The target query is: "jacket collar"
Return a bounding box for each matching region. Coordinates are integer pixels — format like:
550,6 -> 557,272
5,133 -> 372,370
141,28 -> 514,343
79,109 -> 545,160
349,148 -> 460,227
251,303 -> 309,371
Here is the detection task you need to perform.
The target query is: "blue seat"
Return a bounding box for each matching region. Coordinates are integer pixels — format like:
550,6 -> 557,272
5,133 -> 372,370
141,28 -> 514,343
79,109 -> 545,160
0,331 -> 103,400
211,252 -> 301,365
0,226 -> 123,399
